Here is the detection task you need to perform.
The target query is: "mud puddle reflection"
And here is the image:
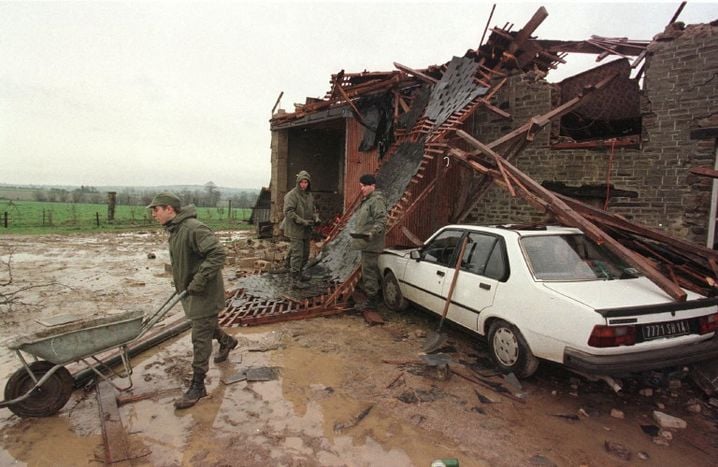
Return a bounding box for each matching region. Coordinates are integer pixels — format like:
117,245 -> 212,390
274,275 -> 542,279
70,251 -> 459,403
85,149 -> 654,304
0,318 -> 478,467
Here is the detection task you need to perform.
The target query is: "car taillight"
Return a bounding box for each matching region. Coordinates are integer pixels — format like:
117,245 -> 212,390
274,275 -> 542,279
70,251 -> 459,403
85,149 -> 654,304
698,313 -> 718,334
588,325 -> 636,347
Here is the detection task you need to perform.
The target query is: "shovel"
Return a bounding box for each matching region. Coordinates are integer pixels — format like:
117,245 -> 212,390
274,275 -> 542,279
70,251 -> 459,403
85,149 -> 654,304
423,236 -> 470,353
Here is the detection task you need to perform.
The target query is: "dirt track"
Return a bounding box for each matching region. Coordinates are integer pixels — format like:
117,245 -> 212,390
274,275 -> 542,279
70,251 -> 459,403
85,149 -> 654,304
0,232 -> 716,466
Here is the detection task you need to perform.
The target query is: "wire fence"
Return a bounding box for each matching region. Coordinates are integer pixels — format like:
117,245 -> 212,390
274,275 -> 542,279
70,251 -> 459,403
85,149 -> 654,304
0,201 -> 253,233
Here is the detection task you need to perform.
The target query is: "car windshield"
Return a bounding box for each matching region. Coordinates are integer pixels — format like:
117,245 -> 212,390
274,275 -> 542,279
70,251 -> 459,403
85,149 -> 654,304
520,234 -> 641,281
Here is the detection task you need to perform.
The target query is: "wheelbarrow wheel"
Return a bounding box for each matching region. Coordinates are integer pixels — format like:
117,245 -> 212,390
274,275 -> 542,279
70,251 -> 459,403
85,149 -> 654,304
4,361 -> 75,418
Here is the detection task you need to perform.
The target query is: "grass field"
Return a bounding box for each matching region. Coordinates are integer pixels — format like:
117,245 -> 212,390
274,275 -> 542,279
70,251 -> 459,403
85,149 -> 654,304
0,200 -> 252,234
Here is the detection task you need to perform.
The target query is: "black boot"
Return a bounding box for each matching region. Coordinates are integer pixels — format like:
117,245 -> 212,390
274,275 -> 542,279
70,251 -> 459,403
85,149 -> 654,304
214,335 -> 238,363
174,371 -> 207,409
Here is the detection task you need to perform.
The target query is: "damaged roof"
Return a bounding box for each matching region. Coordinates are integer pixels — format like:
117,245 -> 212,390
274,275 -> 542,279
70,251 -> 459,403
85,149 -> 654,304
224,5 -> 716,326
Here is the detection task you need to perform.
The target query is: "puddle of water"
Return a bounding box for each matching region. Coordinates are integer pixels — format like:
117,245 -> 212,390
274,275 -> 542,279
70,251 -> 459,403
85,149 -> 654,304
276,341 -> 464,466
0,413 -> 102,465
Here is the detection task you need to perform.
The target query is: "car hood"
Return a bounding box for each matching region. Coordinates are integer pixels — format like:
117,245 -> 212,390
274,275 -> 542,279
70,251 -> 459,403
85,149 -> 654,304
541,277 -> 702,309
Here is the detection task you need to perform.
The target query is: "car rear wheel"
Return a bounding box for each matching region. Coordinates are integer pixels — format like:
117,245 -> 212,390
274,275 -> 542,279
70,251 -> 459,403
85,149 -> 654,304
382,271 -> 408,311
488,320 -> 539,378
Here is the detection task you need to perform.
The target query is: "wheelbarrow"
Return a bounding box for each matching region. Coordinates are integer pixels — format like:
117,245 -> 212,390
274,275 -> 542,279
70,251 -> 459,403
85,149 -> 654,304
0,291 -> 186,418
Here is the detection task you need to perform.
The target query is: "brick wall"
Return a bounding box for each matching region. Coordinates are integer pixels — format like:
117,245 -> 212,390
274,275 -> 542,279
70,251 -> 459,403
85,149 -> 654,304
467,23 -> 718,245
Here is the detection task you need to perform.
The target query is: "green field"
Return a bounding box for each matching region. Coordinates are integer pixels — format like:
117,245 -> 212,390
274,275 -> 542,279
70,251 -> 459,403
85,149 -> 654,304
0,200 -> 252,234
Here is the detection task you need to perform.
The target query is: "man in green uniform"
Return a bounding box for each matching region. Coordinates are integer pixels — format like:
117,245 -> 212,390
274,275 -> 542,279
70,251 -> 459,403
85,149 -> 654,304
350,174 -> 388,310
148,192 -> 238,410
283,170 -> 319,284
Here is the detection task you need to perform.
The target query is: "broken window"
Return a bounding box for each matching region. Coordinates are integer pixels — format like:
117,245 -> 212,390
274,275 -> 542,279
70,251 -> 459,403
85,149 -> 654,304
553,59 -> 641,147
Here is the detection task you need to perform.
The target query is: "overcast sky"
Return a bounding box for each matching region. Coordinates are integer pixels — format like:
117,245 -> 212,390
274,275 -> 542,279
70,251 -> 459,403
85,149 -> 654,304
2,1 -> 717,189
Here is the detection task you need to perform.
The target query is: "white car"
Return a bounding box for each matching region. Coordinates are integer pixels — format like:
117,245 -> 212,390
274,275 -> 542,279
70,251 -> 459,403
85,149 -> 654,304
378,225 -> 718,377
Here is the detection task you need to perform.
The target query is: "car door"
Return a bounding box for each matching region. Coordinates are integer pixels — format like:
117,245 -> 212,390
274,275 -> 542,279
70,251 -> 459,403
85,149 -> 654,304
442,231 -> 505,331
402,229 -> 464,313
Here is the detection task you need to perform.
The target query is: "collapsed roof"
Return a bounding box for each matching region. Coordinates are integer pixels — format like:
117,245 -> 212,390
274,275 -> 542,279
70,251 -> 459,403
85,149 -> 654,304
221,5 -> 717,327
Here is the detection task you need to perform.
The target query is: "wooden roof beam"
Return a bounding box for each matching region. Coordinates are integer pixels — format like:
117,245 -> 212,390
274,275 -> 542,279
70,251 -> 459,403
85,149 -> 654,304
455,129 -> 687,302
393,62 -> 439,84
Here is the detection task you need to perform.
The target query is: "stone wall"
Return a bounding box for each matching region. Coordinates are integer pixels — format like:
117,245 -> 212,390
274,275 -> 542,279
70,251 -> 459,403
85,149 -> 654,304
467,22 -> 718,245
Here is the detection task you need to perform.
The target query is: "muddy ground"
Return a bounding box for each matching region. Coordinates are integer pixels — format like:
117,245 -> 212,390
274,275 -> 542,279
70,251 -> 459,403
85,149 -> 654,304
0,231 -> 717,467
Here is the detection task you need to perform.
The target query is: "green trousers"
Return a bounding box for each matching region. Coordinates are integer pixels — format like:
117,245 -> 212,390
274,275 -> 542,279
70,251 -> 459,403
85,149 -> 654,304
190,316 -> 233,374
361,251 -> 381,300
288,237 -> 310,274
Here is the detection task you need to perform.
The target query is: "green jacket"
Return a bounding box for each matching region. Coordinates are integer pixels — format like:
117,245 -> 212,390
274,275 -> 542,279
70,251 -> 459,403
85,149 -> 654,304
351,190 -> 388,253
165,205 -> 226,319
283,170 -> 317,240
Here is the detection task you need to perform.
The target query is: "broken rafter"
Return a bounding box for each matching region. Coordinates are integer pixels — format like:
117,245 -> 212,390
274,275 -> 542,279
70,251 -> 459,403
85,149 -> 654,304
455,73 -> 618,222
455,129 -> 687,302
557,193 -> 718,264
480,72 -> 618,155
462,135 -> 517,197
478,3 -> 497,49
479,98 -> 511,119
393,62 -> 439,84
332,70 -> 369,128
690,166 -> 718,179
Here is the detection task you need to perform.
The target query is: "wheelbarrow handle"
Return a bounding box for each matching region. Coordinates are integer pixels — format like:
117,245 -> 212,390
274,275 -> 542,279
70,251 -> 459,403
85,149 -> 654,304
137,291 -> 187,339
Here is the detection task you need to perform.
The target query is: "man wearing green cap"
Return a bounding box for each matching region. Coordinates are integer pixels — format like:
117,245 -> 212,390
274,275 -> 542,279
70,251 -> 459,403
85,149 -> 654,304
147,191 -> 238,409
283,170 -> 320,284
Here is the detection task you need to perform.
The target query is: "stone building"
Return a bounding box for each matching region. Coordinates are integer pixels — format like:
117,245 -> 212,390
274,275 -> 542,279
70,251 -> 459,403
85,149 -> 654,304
468,22 -> 718,248
268,12 -> 718,248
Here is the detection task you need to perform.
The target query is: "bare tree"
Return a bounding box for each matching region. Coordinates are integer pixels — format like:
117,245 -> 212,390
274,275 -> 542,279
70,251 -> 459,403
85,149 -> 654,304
0,249 -> 59,310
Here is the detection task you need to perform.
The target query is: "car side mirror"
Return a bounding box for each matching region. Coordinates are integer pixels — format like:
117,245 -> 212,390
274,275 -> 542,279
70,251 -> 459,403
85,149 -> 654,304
410,250 -> 421,261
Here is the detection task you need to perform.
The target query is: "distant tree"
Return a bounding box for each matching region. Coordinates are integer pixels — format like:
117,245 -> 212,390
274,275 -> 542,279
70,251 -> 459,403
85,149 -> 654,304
33,190 -> 47,202
117,189 -> 135,205
205,181 -> 221,207
48,188 -> 69,203
71,189 -> 86,203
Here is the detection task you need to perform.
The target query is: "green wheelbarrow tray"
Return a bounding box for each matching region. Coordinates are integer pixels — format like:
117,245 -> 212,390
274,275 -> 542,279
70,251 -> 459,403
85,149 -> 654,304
6,310 -> 146,365
1,291 -> 186,418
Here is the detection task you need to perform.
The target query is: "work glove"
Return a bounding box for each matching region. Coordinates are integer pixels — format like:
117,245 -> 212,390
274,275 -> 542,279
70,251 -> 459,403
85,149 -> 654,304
313,214 -> 321,225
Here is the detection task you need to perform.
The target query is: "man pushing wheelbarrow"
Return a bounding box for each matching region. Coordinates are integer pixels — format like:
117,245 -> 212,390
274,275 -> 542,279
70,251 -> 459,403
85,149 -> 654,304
148,192 -> 238,410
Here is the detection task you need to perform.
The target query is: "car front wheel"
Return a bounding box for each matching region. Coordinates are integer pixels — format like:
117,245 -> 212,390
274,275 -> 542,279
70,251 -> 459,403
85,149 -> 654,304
382,271 -> 409,311
488,320 -> 539,378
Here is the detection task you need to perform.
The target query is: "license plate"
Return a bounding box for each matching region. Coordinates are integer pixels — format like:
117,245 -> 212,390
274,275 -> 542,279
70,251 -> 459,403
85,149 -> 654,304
641,320 -> 691,340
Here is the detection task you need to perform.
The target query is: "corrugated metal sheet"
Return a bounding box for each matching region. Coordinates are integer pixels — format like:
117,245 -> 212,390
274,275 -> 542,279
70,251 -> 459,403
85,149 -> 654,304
386,141 -> 476,247
344,118 -> 379,212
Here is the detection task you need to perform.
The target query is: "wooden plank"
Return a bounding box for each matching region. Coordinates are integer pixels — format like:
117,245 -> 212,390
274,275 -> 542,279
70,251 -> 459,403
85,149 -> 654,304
393,62 -> 438,84
690,166 -> 718,178
96,381 -> 133,466
480,98 -> 511,119
456,129 -> 687,302
558,194 -> 718,262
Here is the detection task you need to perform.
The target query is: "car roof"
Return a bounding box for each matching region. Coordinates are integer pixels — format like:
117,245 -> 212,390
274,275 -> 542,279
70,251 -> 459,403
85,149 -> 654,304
440,224 -> 583,238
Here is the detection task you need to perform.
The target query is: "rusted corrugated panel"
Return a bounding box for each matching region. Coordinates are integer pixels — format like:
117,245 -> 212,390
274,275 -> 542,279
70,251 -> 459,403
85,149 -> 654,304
344,117 -> 379,211
386,154 -> 471,247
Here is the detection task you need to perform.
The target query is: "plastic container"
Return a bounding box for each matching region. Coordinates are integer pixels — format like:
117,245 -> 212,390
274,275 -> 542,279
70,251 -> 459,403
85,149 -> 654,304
431,459 -> 459,467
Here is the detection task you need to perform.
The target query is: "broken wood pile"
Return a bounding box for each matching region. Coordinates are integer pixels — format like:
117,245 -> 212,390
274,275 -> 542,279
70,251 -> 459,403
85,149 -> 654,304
225,5 -> 709,327
558,195 -> 718,297
442,123 -> 718,299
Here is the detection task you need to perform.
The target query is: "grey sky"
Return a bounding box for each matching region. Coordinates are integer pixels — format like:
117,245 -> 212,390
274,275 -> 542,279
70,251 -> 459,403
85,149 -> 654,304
1,1 -> 716,189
